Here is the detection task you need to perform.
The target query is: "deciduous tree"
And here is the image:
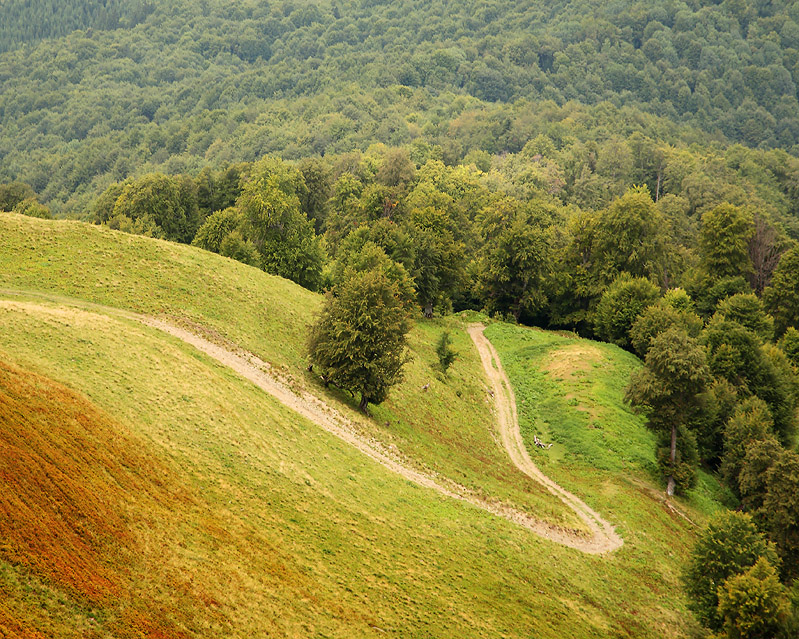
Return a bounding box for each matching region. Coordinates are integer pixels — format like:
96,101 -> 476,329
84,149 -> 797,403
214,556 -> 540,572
626,327 -> 710,495
308,269 -> 411,412
683,511 -> 779,632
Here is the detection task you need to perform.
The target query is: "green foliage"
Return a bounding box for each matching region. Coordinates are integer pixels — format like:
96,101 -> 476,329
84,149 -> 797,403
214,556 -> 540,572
409,207 -> 465,318
762,450 -> 799,581
238,157 -> 324,291
435,331 -> 457,374
739,438 -> 784,518
715,294 -> 775,342
720,398 -> 775,495
703,318 -> 798,446
0,182 -> 36,211
764,246 -> 799,336
308,269 -> 411,411
699,204 -> 755,280
6,0 -> 799,225
630,297 -> 703,359
626,327 -> 710,494
476,204 -> 552,323
108,173 -> 199,243
196,164 -> 246,220
683,511 -> 779,632
590,187 -> 669,287
779,327 -> 799,369
191,208 -> 242,255
332,241 -> 416,307
218,231 -> 260,267
691,274 -> 753,319
594,274 -> 660,351
12,198 -> 52,220
654,424 -> 699,494
717,558 -> 790,639
0,0 -> 153,53
662,288 -> 696,313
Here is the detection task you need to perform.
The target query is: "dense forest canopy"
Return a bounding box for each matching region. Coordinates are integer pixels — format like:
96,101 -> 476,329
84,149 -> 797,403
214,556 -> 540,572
3,0 -> 799,214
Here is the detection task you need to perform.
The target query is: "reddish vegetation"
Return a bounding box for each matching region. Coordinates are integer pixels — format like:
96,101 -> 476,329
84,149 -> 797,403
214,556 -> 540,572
0,359 -> 192,636
0,609 -> 47,639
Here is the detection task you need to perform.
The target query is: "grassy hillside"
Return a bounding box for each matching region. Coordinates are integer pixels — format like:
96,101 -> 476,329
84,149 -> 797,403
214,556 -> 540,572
0,214 -> 726,636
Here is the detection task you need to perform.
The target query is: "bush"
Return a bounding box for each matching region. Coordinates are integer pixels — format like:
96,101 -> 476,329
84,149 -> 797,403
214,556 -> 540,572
436,331 -> 457,373
717,558 -> 790,639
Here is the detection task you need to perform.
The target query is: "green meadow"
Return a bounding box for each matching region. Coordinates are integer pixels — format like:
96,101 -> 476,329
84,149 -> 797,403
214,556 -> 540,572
0,213 -> 726,637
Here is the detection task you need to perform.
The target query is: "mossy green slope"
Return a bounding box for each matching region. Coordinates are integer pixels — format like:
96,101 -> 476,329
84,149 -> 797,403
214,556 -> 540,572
0,213 -> 725,636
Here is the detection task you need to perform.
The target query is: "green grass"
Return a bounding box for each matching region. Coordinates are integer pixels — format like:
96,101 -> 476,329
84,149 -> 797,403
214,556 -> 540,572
0,212 -> 577,529
0,214 -> 731,637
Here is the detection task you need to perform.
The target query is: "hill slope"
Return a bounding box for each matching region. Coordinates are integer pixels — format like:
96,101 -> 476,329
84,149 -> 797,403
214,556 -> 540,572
0,214 -> 725,636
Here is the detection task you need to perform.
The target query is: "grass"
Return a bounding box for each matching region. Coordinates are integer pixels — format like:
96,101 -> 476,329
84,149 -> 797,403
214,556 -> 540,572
0,212 -> 577,529
0,214 -> 731,637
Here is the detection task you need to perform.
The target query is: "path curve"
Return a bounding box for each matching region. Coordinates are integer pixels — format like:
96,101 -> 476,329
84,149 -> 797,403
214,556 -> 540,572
0,290 -> 620,553
467,323 -> 623,554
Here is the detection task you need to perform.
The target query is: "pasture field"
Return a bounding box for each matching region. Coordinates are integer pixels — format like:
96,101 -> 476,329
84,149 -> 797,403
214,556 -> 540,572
0,214 -> 723,637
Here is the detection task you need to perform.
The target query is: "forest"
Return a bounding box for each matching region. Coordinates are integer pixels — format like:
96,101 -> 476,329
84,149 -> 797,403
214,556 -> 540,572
2,0 -> 799,636
3,0 -> 799,214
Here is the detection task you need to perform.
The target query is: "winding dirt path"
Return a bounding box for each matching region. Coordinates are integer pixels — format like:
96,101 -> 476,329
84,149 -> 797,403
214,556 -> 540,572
0,289 -> 621,553
467,323 -> 623,554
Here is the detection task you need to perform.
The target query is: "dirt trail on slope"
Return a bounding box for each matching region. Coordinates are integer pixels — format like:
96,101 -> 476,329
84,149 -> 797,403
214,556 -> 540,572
467,323 -> 623,554
0,289 -> 620,553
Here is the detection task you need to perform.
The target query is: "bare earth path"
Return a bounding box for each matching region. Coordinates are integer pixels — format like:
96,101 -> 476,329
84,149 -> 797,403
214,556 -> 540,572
0,290 -> 621,553
467,323 -> 623,554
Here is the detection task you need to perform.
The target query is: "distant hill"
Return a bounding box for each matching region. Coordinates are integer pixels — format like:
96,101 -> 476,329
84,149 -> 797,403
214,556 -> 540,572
0,0 -> 154,53
2,0 -> 799,212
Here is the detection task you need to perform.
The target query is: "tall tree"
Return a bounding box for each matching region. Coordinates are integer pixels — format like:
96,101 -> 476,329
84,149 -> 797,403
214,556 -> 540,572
762,450 -> 799,580
476,207 -> 551,323
626,327 -> 711,495
238,157 -> 324,291
591,186 -> 670,287
764,245 -> 799,336
111,173 -> 197,243
409,207 -> 464,318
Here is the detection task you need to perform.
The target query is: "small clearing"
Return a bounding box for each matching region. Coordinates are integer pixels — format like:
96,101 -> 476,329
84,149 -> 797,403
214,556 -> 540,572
543,343 -> 604,379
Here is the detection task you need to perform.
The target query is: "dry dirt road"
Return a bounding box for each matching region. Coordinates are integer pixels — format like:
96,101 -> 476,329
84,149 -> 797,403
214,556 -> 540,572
467,323 -> 623,554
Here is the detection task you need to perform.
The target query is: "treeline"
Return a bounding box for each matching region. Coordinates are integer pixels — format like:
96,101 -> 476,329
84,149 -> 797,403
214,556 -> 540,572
3,0 -> 799,213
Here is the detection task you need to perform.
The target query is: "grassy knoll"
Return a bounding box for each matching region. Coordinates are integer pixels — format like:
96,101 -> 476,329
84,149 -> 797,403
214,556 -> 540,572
0,214 -> 726,636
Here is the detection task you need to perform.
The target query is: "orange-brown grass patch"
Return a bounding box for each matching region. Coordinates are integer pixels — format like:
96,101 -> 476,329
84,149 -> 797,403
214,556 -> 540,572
0,359 -> 194,636
0,608 -> 47,639
543,344 -> 604,380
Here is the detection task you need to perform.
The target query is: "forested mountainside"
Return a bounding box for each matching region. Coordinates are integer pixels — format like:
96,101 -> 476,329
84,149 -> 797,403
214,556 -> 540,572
3,0 -> 799,213
0,0 -> 154,53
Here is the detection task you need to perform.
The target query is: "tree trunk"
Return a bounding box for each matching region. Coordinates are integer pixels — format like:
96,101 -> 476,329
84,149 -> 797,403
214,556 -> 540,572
655,170 -> 661,202
359,395 -> 369,412
667,423 -> 677,497
423,301 -> 433,319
